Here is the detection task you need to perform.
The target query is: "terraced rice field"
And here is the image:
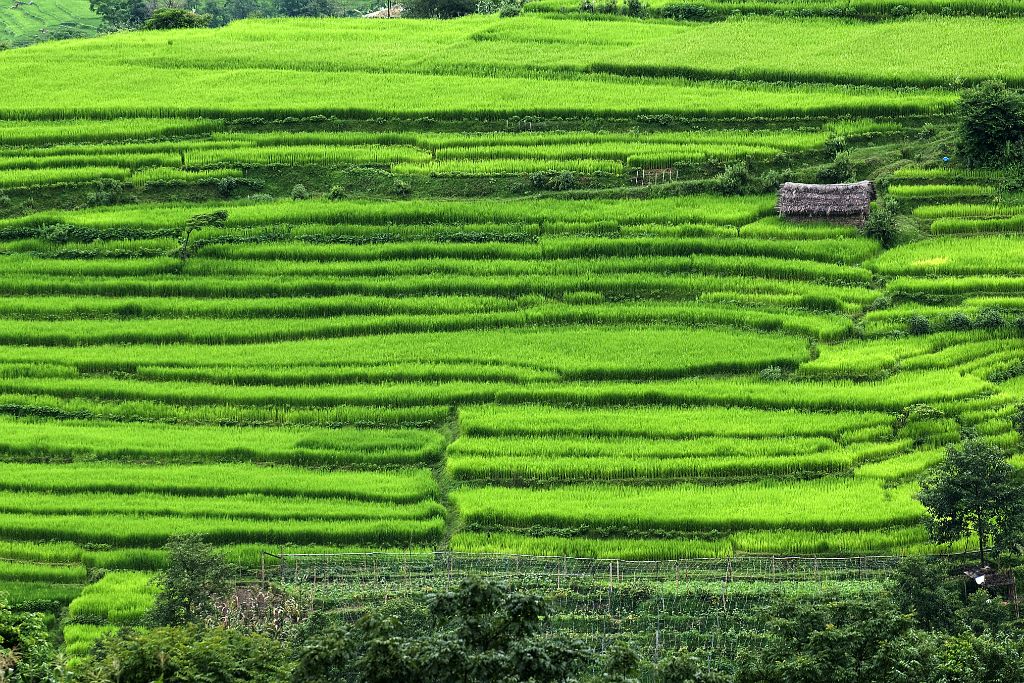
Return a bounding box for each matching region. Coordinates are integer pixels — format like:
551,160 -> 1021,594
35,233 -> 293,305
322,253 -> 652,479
0,14 -> 1022,632
0,0 -> 100,46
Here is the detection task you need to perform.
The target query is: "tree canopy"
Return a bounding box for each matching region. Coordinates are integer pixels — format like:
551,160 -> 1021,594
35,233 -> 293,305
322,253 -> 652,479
918,438 -> 1024,564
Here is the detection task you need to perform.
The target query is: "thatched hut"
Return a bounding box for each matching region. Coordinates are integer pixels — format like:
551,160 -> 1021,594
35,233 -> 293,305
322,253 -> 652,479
776,181 -> 876,225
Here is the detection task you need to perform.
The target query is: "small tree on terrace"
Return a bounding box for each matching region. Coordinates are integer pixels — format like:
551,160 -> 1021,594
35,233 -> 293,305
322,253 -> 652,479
177,209 -> 227,261
956,80 -> 1024,168
144,7 -> 212,28
918,438 -> 1024,565
150,534 -> 234,627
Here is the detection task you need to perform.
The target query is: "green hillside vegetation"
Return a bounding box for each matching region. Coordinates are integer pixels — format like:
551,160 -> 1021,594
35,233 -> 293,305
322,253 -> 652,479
0,0 -> 100,46
2,12 -> 1024,662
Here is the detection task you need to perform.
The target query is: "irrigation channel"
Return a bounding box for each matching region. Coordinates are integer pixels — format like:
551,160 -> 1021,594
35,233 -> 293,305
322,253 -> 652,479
258,551 -> 909,661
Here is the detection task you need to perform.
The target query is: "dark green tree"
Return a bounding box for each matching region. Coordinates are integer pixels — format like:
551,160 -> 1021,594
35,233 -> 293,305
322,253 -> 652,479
150,535 -> 234,627
734,596 -> 928,683
293,577 -> 587,683
889,556 -> 962,632
956,80 -> 1024,168
653,649 -> 727,683
88,0 -> 150,26
177,210 -> 227,261
0,600 -> 56,683
76,625 -> 290,682
144,7 -> 212,27
918,438 -> 1024,565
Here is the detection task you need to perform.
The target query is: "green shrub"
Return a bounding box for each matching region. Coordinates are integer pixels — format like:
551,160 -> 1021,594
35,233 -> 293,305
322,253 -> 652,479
144,8 -> 211,29
908,314 -> 931,335
956,80 -> 1024,169
78,625 -> 290,682
946,311 -> 973,331
291,184 -> 311,200
973,307 -> 1006,330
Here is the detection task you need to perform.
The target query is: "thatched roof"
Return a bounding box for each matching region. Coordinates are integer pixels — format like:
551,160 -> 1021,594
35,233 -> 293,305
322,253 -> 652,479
777,181 -> 876,219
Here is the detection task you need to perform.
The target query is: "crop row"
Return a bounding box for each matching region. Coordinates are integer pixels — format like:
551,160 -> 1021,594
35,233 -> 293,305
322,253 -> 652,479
450,524 -> 957,560
446,441 -> 906,481
0,511 -> 445,547
0,461 -> 440,501
0,369 -> 988,412
0,416 -> 446,466
0,253 -> 874,283
0,195 -> 776,234
453,479 -> 924,533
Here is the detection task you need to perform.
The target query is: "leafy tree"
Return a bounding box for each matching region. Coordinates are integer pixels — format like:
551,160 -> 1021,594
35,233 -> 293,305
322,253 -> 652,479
403,0 -> 474,18
144,7 -> 212,27
293,577 -> 587,683
88,0 -> 150,26
76,625 -> 290,683
177,210 -> 227,261
0,600 -> 56,683
889,556 -> 962,632
596,641 -> 641,682
653,649 -> 727,683
908,314 -> 931,335
956,80 -> 1024,168
734,596 -> 929,683
958,591 -> 1017,636
864,195 -> 900,248
918,438 -> 1024,565
150,535 -> 234,627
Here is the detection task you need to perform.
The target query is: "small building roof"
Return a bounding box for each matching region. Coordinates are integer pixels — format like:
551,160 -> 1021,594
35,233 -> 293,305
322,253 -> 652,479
777,180 -> 876,219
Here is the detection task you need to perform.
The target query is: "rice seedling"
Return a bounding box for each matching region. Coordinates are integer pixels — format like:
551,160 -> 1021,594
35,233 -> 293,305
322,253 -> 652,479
0,461 -> 440,501
0,416 -> 447,466
65,571 -> 158,626
452,479 -> 925,533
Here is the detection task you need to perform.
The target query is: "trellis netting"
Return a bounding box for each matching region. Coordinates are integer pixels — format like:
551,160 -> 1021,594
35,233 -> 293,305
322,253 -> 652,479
262,551 -> 903,663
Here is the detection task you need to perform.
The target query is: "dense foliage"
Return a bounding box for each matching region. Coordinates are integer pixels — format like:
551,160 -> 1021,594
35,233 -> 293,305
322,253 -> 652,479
957,81 -> 1024,169
918,439 -> 1024,564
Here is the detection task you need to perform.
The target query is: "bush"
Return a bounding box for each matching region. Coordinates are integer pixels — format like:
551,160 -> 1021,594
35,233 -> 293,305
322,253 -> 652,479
78,625 -> 290,683
84,179 -> 129,207
864,196 -> 900,248
712,161 -> 756,195
531,171 -> 580,191
759,366 -> 784,381
623,0 -> 644,16
956,80 -> 1024,168
946,311 -> 973,331
0,600 -> 55,682
974,307 -> 1006,330
293,578 -> 587,683
215,176 -> 257,198
908,314 -> 931,335
291,184 -> 311,200
816,153 -> 854,183
150,535 -> 233,627
143,8 -> 211,28
658,2 -> 718,19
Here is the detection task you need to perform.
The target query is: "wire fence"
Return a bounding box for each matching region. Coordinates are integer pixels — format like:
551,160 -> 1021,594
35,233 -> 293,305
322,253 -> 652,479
260,551 -> 911,662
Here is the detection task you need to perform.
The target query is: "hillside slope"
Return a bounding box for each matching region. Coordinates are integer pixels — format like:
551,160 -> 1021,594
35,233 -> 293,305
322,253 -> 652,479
0,16 -> 1021,631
